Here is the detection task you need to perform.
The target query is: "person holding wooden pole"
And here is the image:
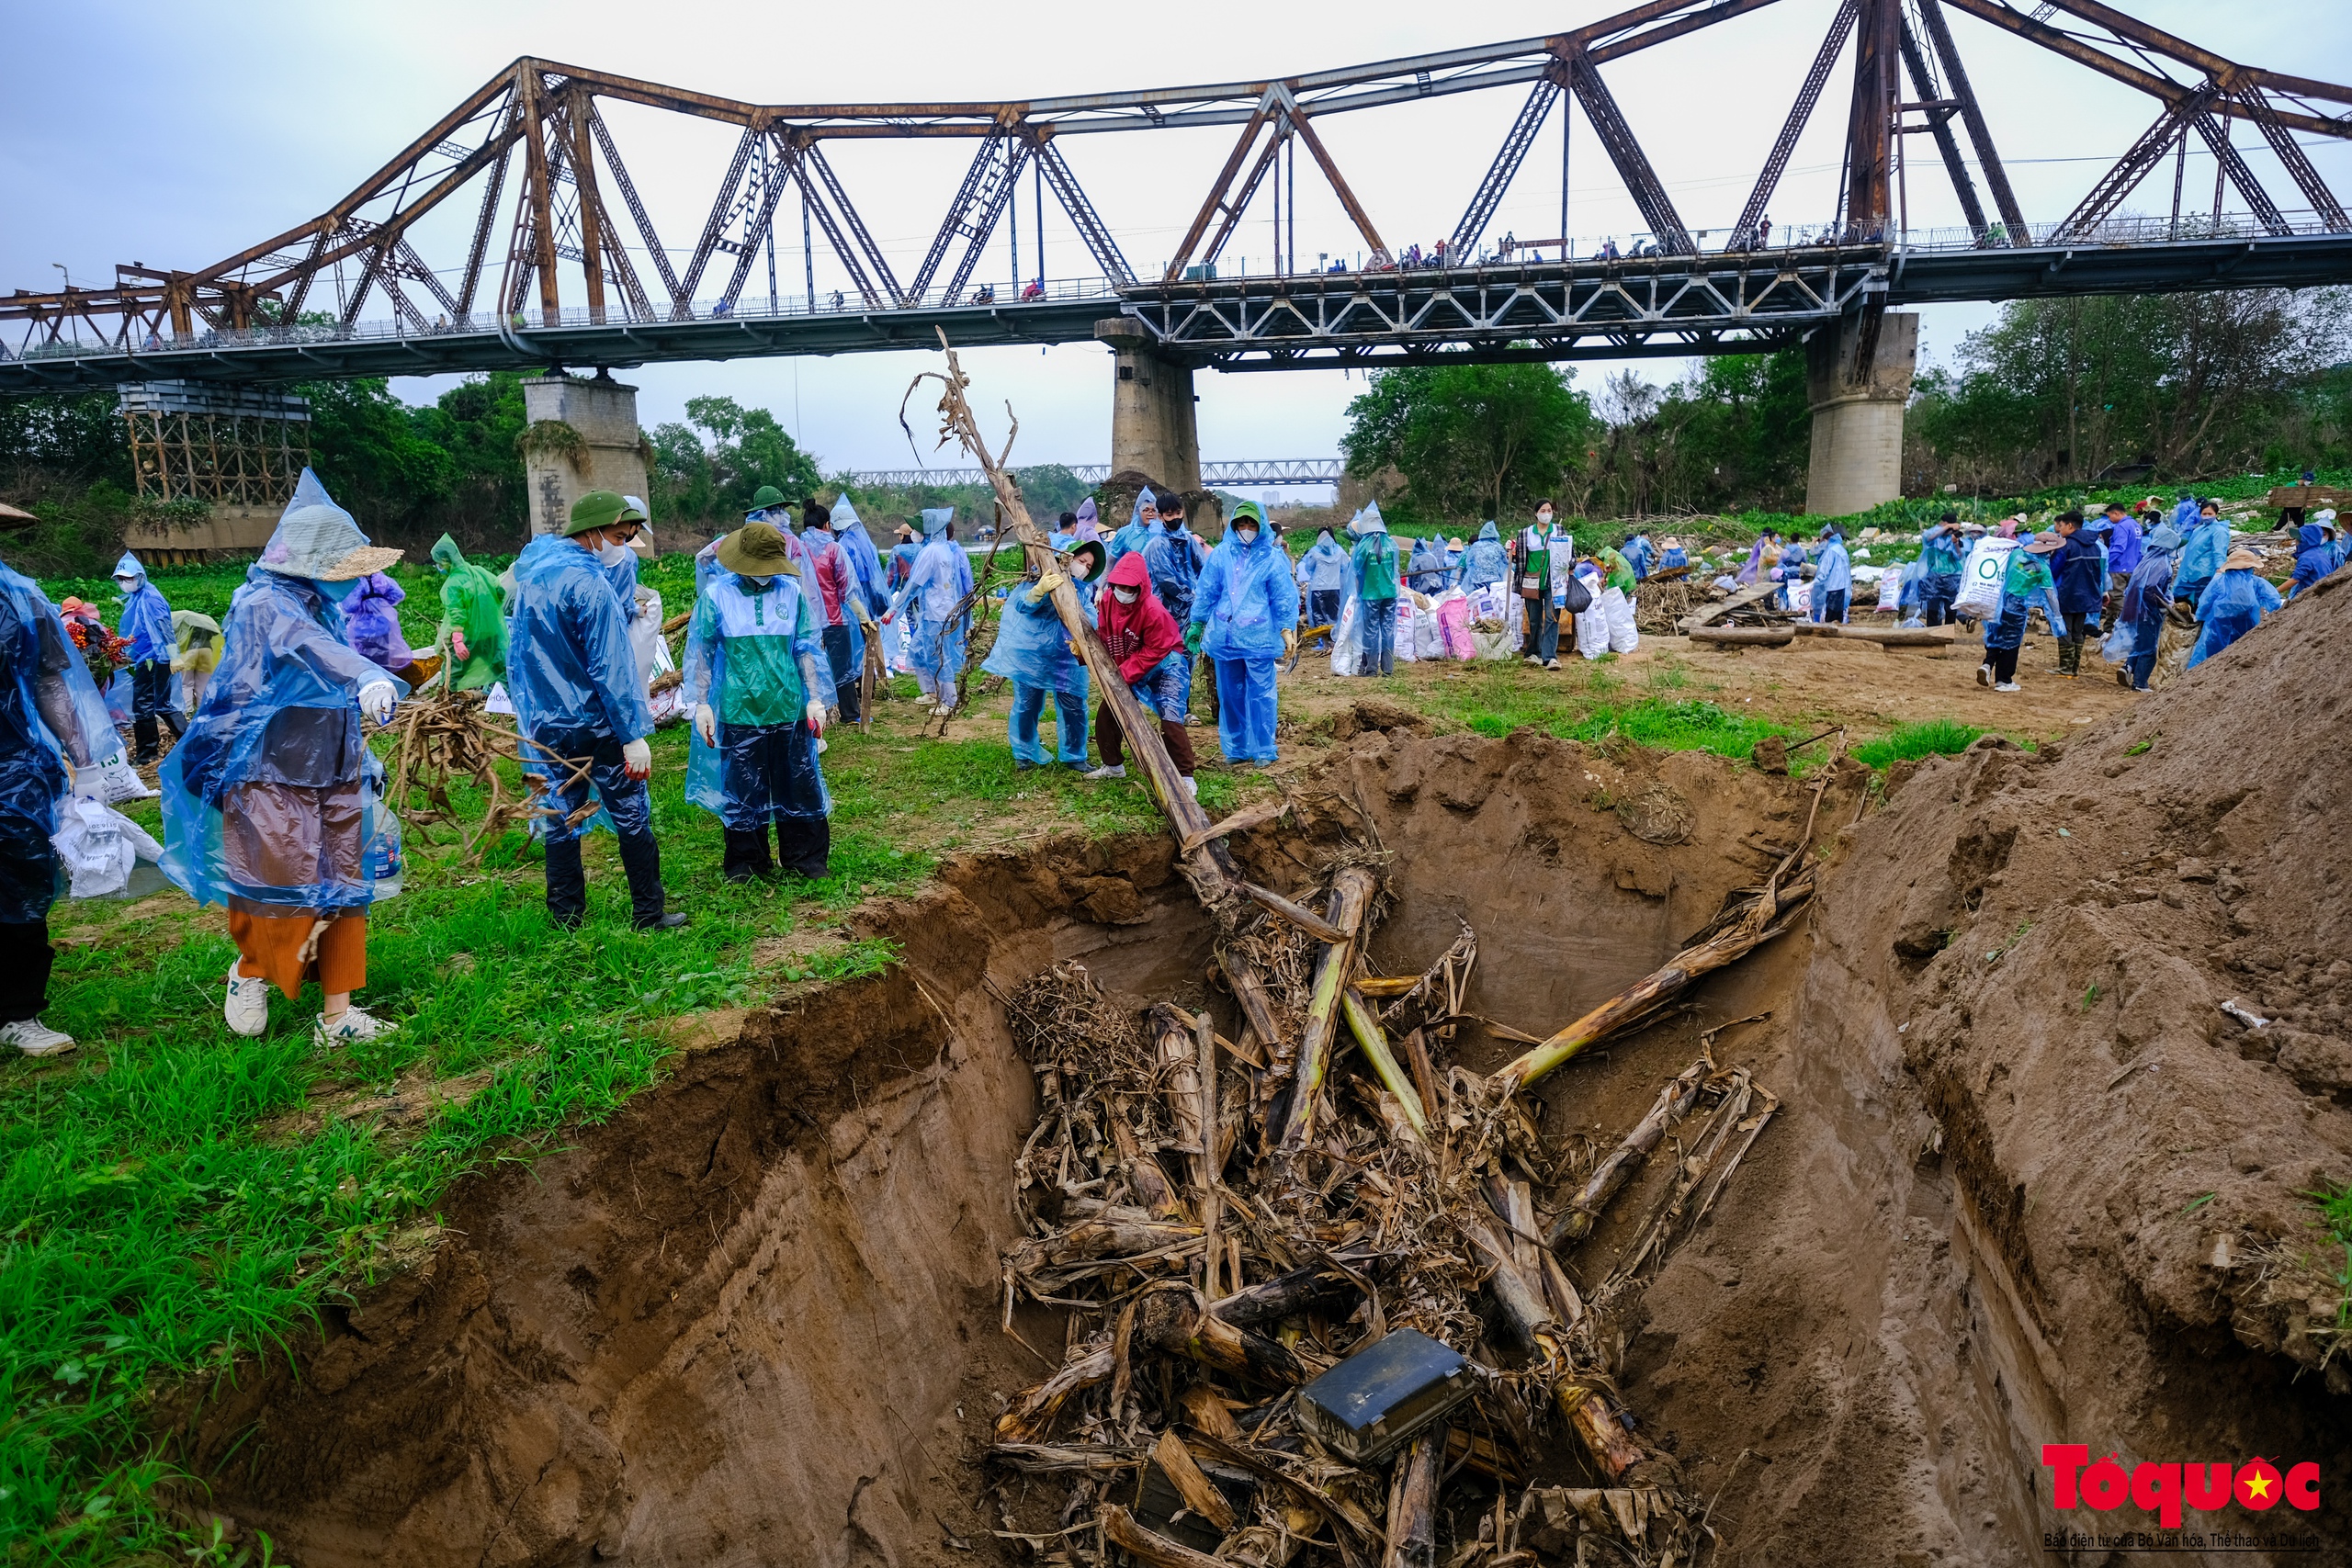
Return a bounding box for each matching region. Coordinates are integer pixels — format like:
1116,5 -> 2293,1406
1186,501 -> 1295,768
1082,552 -> 1197,796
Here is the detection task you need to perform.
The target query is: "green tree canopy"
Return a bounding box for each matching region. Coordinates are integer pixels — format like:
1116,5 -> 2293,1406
1341,360 -> 1599,529
681,395 -> 822,514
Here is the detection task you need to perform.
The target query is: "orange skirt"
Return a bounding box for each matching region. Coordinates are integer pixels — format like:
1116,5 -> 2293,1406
229,909 -> 368,998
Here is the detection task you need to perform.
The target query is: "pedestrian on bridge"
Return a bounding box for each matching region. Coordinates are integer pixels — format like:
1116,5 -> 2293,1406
506,491 -> 684,933
1188,501 -> 1295,767
881,507 -> 973,716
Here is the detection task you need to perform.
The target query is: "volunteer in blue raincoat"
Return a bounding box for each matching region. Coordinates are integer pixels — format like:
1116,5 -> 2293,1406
1621,532 -> 1656,581
1809,529 -> 1852,623
340,570 -> 415,680
1295,528 -> 1350,632
800,500 -> 877,723
687,521 -> 834,881
1917,516 -> 1967,626
1459,522 -> 1509,591
2114,523 -> 2181,691
987,539 -> 1104,770
2288,522 -> 2339,599
830,495 -> 891,622
506,491 -> 686,933
1108,487 -> 1162,568
2186,548 -> 2283,671
1974,533 -> 2069,693
160,470 -> 408,1046
881,507 -> 973,715
1,515 -> 117,1056
1187,500 -> 1295,766
111,550 -> 181,763
2173,500 -> 2231,609
1143,497 -> 1205,714
1407,536 -> 1452,595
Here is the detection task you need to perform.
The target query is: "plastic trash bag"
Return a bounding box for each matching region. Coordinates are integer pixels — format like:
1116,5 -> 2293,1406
1602,587 -> 1640,653
1393,597 -> 1419,662
1411,596 -> 1445,660
1330,592 -> 1363,677
361,750 -> 402,899
51,795 -> 163,900
1953,538 -> 2018,619
1573,567 -> 1610,659
1434,590 -> 1475,660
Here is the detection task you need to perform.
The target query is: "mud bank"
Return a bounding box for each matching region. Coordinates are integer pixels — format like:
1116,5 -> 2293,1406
170,680 -> 2348,1565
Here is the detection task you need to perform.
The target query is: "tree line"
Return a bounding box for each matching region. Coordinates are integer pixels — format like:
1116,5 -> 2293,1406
1342,287 -> 2352,529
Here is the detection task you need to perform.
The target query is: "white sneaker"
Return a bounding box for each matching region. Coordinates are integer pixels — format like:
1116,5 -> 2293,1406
1182,775 -> 1198,798
1544,658 -> 1561,671
931,704 -> 956,717
1975,664 -> 1990,687
1522,655 -> 1542,667
2,1017 -> 75,1056
1994,681 -> 2021,693
224,962 -> 271,1038
1080,764 -> 1126,781
315,1005 -> 394,1048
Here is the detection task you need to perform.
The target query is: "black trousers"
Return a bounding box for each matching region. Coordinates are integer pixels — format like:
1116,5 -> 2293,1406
723,819 -> 831,881
820,625 -> 862,722
0,813 -> 57,1022
534,727 -> 667,929
1306,589 -> 1340,630
130,659 -> 183,758
0,919 -> 53,1023
1986,643 -> 2021,683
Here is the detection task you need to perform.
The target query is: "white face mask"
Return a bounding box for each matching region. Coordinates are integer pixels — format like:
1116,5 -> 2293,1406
1537,512 -> 1555,528
1236,527 -> 1259,546
596,541 -> 633,566
744,574 -> 775,589
1113,586 -> 1139,604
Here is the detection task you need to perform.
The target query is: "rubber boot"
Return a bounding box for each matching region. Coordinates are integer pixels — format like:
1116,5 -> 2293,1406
131,716 -> 159,765
544,835 -> 587,930
616,827 -> 675,928
722,827 -> 775,884
775,817 -> 831,879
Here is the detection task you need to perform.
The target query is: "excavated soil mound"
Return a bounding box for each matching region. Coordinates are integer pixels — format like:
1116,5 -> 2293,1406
1747,578 -> 2352,1562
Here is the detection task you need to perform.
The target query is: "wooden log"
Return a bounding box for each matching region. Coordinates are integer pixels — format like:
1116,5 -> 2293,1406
917,338 -> 1286,1055
1492,875 -> 1809,1094
1192,1007 -> 1225,1295
1677,579 -> 1778,631
1243,880 -> 1354,945
1277,869 -> 1378,1150
1180,795 -> 1290,854
1154,1428 -> 1239,1532
1545,1056 -> 1712,1249
1689,626 -> 1792,648
1102,1505 -> 1228,1568
1340,987 -> 1429,1138
1382,1429 -> 1442,1568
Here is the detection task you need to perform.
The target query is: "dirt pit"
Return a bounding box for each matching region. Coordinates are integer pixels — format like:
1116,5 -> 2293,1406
166,713 -> 2346,1566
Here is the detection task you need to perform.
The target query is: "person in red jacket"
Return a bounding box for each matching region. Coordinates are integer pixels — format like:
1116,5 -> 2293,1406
1085,551 -> 1197,796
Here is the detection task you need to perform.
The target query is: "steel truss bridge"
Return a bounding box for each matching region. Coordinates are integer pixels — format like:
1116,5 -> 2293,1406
5,0 -> 2348,395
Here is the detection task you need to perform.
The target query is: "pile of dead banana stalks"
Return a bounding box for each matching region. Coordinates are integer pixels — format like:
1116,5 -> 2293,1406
985,840 -> 1808,1568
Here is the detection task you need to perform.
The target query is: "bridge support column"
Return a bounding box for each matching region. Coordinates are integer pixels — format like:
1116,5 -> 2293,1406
1804,310 -> 1917,517
1095,319 -> 1200,493
522,371 -> 652,543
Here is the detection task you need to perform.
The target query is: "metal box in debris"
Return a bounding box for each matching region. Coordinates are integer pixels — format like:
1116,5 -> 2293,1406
1295,1327 -> 1476,1464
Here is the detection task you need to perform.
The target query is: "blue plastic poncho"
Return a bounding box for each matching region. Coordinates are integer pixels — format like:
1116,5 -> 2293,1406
1660,542 -> 1689,571
800,523 -> 868,681
1295,531 -> 1350,592
1459,522 -> 1509,590
888,513 -> 974,685
1622,535 -> 1655,581
2052,533 -> 2105,614
1983,550 -> 2068,651
1918,525 -> 1966,578
2186,569 -> 2282,670
159,476 -> 405,914
2288,523 -> 2335,599
684,570 -> 830,827
603,545 -> 641,624
1108,488 -> 1159,569
341,570 -> 414,673
983,577 -> 1091,699
0,558 -> 118,923
1407,536 -> 1451,594
111,551 -> 175,664
505,534 -> 652,768
2175,513 -> 2231,596
1190,513 -> 1298,660
2106,513 -> 2144,576
1813,539 -> 1852,596
1143,520 -> 1204,623
831,495 -> 889,618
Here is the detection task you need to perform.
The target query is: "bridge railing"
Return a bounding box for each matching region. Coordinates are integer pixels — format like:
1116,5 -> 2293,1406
10,209 -> 2346,363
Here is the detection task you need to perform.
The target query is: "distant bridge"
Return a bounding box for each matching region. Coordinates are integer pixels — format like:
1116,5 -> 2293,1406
845,458 -> 1342,490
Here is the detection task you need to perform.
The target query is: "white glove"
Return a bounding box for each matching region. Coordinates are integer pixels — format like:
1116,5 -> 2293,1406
621,738 -> 652,779
805,700 -> 828,739
358,682 -> 397,726
695,703 -> 718,746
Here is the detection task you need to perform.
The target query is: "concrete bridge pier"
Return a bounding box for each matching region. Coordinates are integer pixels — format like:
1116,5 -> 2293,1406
521,371 -> 653,543
1804,310 -> 1917,517
1096,319 -> 1200,494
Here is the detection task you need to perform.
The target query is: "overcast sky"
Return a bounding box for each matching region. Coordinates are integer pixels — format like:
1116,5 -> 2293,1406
6,0 -> 2346,491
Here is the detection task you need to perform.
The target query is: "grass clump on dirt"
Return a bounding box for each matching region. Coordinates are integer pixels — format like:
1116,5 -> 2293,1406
1851,718 -> 1984,769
